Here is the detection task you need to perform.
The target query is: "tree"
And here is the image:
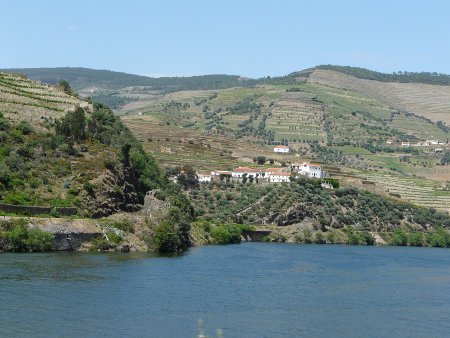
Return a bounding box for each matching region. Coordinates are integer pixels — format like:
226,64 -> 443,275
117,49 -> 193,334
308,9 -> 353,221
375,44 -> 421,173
177,165 -> 199,189
153,207 -> 191,252
55,106 -> 86,142
256,156 -> 266,165
58,80 -> 77,97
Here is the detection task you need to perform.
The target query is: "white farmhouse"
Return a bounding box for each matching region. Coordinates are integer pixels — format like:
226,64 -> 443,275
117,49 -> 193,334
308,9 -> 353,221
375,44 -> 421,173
292,162 -> 324,179
211,170 -> 232,177
231,167 -> 267,179
268,172 -> 291,183
197,173 -> 212,183
273,145 -> 289,153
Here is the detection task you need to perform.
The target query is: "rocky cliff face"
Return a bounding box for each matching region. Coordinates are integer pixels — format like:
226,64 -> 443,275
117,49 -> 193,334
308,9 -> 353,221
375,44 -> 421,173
78,161 -> 143,218
26,217 -> 102,250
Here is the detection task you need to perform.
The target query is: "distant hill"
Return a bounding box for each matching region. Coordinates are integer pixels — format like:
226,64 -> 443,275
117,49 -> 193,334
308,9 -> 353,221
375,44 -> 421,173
309,68 -> 450,124
2,67 -> 243,92
316,65 -> 450,86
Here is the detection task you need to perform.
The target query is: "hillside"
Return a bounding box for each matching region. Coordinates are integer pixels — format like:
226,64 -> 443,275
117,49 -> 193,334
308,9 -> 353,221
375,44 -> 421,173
310,68 -> 450,124
118,69 -> 450,211
2,70 -> 450,251
0,71 -> 184,218
316,65 -> 450,86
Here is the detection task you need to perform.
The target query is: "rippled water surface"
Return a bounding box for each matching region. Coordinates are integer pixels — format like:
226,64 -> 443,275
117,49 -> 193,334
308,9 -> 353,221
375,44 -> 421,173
1,243 -> 450,337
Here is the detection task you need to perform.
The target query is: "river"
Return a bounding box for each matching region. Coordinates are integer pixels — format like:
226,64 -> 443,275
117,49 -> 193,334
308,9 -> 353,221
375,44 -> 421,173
1,243 -> 450,337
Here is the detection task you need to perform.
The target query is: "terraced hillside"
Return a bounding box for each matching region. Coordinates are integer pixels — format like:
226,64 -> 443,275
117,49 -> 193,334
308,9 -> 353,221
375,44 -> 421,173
0,72 -> 174,218
350,170 -> 450,211
0,72 -> 91,127
310,69 -> 450,124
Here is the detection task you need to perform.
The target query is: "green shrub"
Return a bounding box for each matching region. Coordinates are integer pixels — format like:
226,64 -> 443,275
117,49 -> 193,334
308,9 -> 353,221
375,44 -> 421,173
361,231 -> 375,245
90,236 -> 111,251
314,232 -> 326,244
3,222 -> 53,252
17,121 -> 32,135
303,229 -> 313,243
84,182 -> 96,195
107,231 -> 123,244
391,230 -> 408,246
345,229 -> 363,245
428,229 -> 450,248
409,232 -> 424,247
210,224 -> 242,245
114,220 -> 134,233
153,221 -> 182,252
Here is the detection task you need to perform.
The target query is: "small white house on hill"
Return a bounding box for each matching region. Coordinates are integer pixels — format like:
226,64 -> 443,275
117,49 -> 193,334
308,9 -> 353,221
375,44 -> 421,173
268,172 -> 291,183
231,167 -> 267,179
197,173 -> 212,183
273,145 -> 289,153
292,162 -> 324,179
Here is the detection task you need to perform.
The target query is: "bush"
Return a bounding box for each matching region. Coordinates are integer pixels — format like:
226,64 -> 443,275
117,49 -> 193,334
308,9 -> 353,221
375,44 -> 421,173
346,231 -> 363,245
210,224 -> 242,244
391,230 -> 408,246
314,232 -> 326,244
2,222 -> 53,252
428,229 -> 450,248
361,231 -> 375,245
107,231 -> 123,244
409,232 -> 424,247
153,221 -> 182,252
113,220 -> 134,233
90,236 -> 111,251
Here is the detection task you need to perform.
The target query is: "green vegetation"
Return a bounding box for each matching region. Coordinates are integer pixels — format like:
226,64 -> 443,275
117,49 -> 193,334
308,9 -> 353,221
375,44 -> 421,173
0,218 -> 53,252
188,178 -> 450,241
153,207 -> 191,252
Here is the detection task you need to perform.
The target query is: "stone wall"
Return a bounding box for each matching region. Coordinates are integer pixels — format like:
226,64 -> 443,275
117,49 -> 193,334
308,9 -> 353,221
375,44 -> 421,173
0,203 -> 78,216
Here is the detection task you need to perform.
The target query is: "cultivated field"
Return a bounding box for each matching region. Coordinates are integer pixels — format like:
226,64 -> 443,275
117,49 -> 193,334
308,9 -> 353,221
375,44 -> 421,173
310,69 -> 450,124
355,171 -> 450,211
0,72 -> 90,128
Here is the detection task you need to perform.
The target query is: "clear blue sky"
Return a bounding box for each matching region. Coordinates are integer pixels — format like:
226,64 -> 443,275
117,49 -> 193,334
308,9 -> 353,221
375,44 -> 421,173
2,0 -> 449,78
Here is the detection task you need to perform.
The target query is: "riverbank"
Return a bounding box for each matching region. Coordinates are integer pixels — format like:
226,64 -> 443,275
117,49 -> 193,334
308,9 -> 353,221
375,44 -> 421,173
2,214 -> 450,253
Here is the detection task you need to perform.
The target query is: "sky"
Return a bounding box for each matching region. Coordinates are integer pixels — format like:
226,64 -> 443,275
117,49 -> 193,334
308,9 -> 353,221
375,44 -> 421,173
1,0 -> 450,78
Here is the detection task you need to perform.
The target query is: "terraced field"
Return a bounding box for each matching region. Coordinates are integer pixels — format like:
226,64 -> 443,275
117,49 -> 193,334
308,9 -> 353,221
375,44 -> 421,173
356,172 -> 450,210
391,113 -> 447,141
0,71 -> 90,128
122,115 -> 302,170
266,98 -> 326,144
310,69 -> 450,124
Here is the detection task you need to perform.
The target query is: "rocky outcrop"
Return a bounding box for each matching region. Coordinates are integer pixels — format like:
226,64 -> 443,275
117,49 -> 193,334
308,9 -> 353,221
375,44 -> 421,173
79,162 -> 143,218
141,190 -> 171,215
27,218 -> 102,250
273,203 -> 313,226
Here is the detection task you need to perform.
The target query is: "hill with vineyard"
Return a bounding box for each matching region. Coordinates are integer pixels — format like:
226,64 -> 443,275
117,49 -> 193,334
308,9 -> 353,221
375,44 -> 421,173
2,69 -> 450,251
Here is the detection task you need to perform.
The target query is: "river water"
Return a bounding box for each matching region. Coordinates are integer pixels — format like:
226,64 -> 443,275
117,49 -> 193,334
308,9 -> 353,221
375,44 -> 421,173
1,243 -> 450,338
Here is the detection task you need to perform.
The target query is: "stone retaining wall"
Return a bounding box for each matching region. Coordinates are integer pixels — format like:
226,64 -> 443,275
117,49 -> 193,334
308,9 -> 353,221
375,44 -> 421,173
0,203 -> 78,216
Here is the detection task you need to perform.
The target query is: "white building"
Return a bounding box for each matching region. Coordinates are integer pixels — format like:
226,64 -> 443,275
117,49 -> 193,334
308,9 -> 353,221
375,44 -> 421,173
268,172 -> 291,183
292,162 -> 324,179
211,170 -> 232,178
231,167 -> 267,179
197,173 -> 212,183
273,145 -> 289,153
